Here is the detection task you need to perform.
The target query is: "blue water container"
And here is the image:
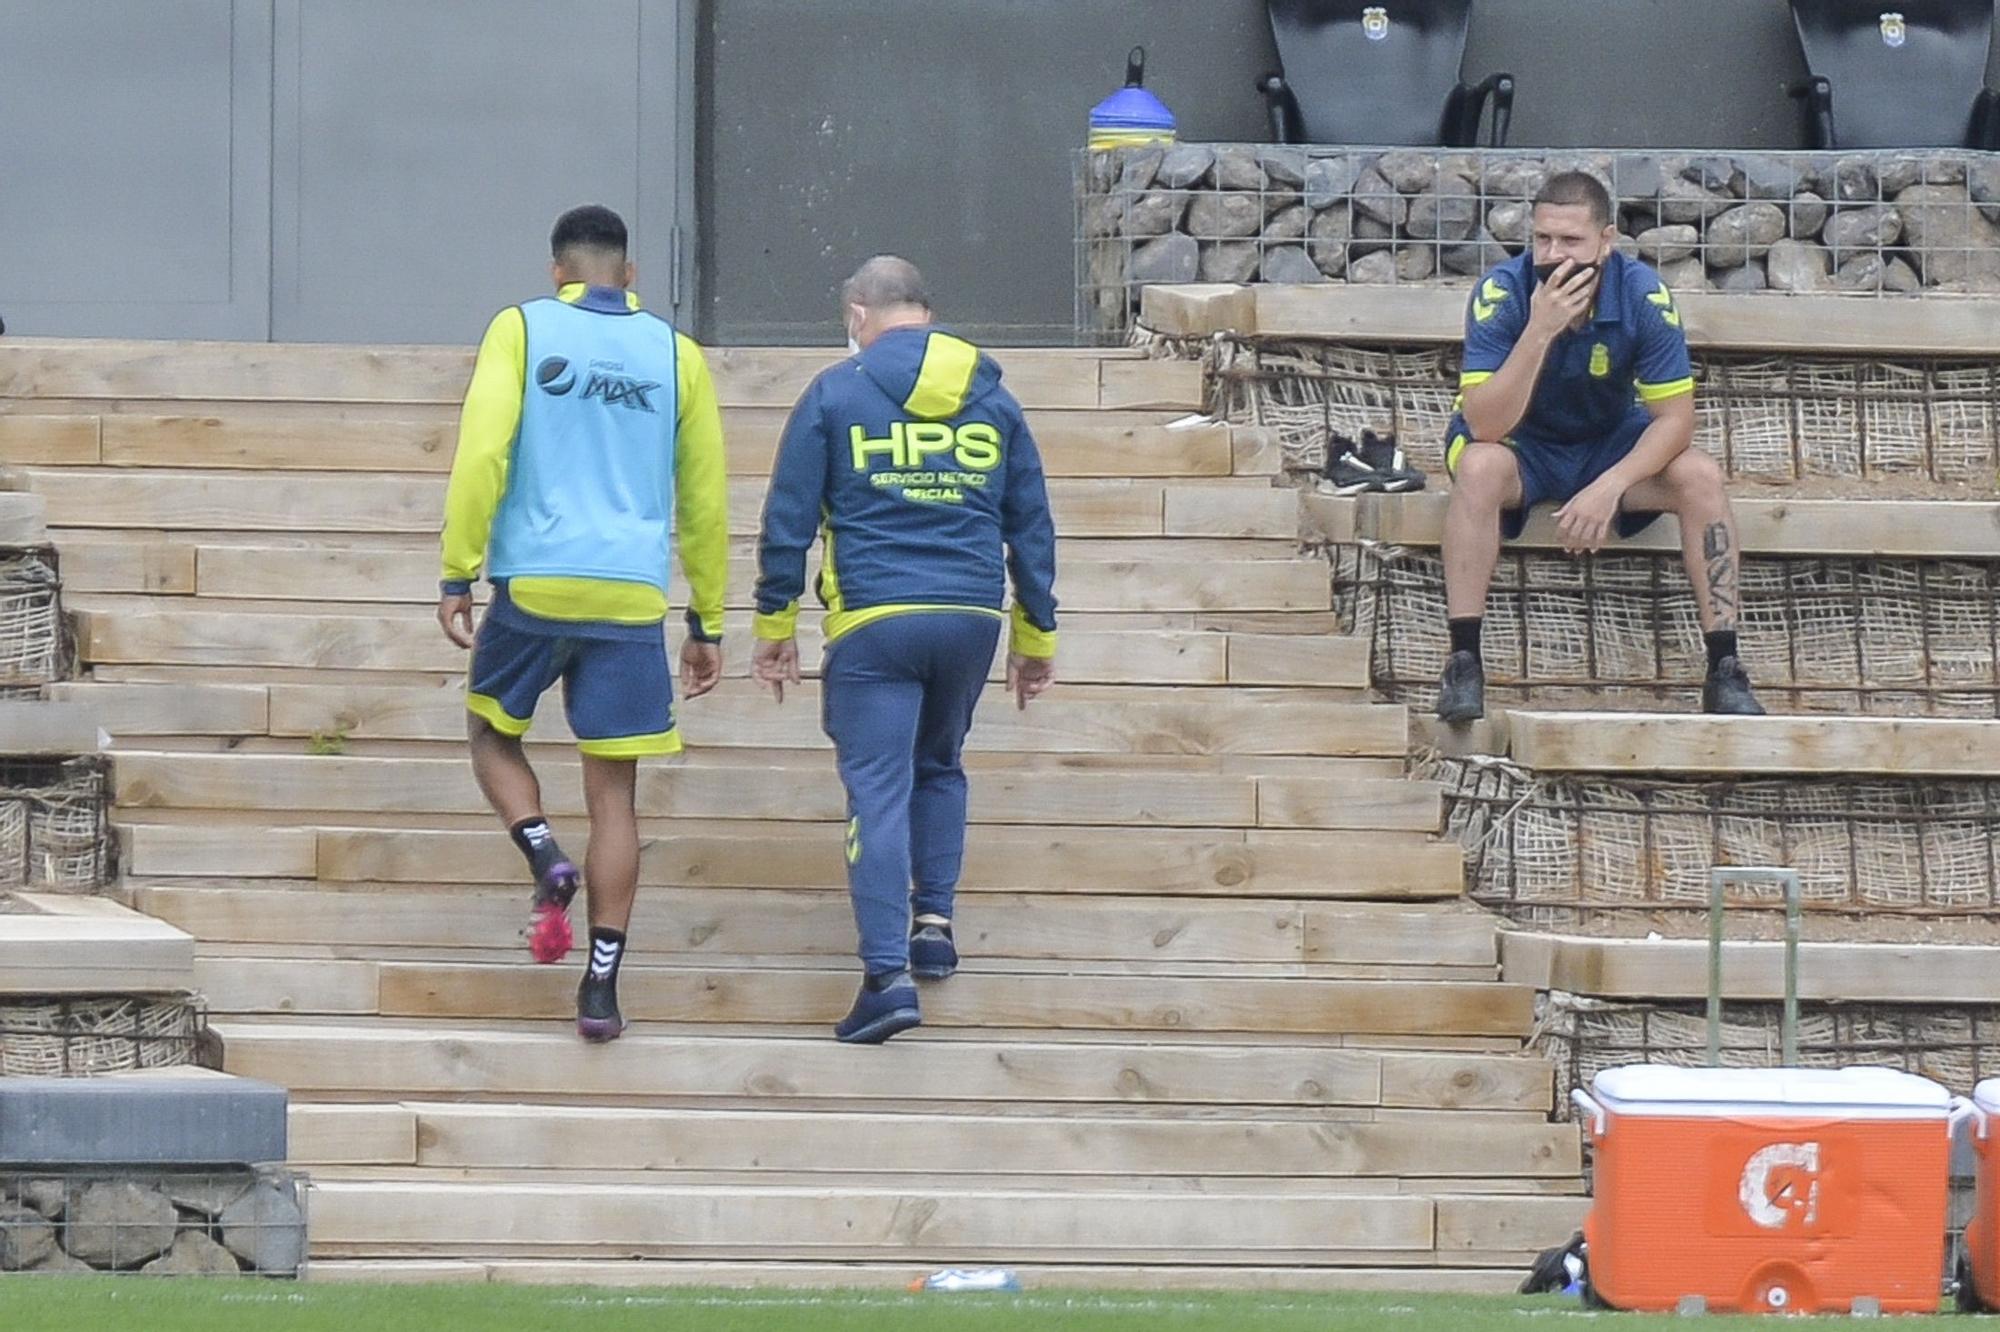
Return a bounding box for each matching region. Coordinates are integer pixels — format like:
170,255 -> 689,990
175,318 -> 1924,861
1088,46 -> 1176,149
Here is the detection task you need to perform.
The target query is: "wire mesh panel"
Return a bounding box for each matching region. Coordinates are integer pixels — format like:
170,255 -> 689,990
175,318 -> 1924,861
0,996 -> 206,1078
1079,145 -> 2000,340
0,760 -> 113,893
0,554 -> 64,692
0,1168 -> 306,1275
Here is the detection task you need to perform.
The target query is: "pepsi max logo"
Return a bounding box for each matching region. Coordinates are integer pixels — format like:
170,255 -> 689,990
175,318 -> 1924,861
536,356 -> 576,396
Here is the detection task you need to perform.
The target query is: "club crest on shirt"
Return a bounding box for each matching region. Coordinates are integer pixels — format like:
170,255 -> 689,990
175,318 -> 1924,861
1589,344 -> 1612,378
1879,12 -> 1906,47
1362,7 -> 1390,41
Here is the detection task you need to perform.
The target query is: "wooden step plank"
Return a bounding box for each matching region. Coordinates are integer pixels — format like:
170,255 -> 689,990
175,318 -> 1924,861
191,544 -> 1330,613
375,963 -> 1533,1037
1228,634 -> 1375,689
1502,931 -> 2000,1004
101,415 -> 456,472
406,1103 -> 1577,1178
121,823 -> 318,878
194,956 -> 378,1015
1257,777 -> 1440,830
214,1021 -> 1550,1111
1180,282 -> 2000,355
0,414 -> 101,464
0,897 -> 194,994
1339,492 -> 2000,560
266,681 -> 1394,757
290,1104 -> 418,1166
48,682 -> 269,736
306,1179 -> 1438,1257
114,752 -> 1262,829
55,540 -> 196,595
1097,357 -> 1204,411
138,885 -> 1486,969
1,340 -> 1160,410
1163,482 -> 1298,538
1434,1195 -> 1589,1264
77,608 -> 1238,685
313,825 -> 1464,899
1508,710 -> 2000,776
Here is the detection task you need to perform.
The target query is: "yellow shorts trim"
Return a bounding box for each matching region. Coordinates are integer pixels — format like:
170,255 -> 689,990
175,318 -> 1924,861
466,691 -> 531,737
577,728 -> 685,759
824,603 -> 1005,646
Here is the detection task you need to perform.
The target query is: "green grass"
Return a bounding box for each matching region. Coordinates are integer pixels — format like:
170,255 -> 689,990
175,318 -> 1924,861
0,1280 -> 1965,1332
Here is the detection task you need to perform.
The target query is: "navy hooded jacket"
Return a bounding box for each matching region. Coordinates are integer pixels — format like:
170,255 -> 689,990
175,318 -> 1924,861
752,326 -> 1059,657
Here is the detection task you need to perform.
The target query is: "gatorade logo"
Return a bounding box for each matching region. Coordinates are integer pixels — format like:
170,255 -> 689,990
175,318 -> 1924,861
536,356 -> 576,396
1738,1142 -> 1821,1230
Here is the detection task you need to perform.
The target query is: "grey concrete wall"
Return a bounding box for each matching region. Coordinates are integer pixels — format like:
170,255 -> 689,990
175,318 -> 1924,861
696,0 -> 1999,345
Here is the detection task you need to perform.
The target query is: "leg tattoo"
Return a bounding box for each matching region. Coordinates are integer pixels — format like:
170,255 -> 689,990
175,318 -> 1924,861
1701,521 -> 1738,630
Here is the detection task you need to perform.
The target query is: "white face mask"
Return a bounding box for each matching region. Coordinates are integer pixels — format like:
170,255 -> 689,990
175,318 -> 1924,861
846,335 -> 861,355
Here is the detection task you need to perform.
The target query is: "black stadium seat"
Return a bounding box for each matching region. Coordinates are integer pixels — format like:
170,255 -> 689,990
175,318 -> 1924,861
1789,0 -> 2000,148
1258,0 -> 1514,146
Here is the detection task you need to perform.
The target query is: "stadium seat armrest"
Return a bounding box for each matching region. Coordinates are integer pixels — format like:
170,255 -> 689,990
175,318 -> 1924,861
1466,72 -> 1515,148
1973,86 -> 2000,150
1788,74 -> 1835,149
1258,72 -> 1300,144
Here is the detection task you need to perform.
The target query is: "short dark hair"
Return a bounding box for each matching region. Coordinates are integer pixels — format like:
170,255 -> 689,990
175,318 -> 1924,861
1533,171 -> 1615,230
550,205 -> 628,260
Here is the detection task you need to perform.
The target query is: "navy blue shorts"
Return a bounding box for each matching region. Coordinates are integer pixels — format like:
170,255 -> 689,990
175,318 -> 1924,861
1444,410 -> 1665,541
467,615 -> 678,758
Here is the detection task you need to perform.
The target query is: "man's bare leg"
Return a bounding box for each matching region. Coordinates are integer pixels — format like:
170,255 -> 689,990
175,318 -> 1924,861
574,755 -> 640,1042
1437,442 -> 1526,722
469,714 -> 583,961
1623,448 -> 1764,714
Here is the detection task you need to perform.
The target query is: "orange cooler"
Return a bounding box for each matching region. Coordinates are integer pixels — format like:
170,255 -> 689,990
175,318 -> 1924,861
1572,1065 -> 1961,1315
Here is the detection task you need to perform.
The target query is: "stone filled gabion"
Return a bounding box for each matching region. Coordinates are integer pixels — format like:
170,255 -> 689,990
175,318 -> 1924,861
0,1168 -> 306,1276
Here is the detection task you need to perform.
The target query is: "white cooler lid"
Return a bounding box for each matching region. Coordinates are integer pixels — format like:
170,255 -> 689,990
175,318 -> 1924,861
1592,1064 -> 1951,1118
1974,1078 -> 2000,1113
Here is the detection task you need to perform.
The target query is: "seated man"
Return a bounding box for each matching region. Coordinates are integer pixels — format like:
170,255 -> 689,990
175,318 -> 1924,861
1436,170 -> 1763,722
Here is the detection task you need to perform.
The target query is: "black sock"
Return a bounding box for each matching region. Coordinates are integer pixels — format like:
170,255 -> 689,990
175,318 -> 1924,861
509,816 -> 555,864
1448,617 -> 1483,662
586,927 -> 626,982
1705,630 -> 1739,672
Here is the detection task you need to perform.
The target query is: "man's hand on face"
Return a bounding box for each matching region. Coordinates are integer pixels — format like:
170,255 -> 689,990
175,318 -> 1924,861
1527,259 -> 1597,340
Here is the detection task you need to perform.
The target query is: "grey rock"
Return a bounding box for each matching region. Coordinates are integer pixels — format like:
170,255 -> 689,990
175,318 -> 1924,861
1262,204 -> 1310,243
1351,167 -> 1408,228
1123,190 -> 1187,239
1260,246 -> 1328,284
1198,241 -> 1260,285
1685,155 -> 1742,196
1878,157 -> 1924,195
1714,261 -> 1769,293
1442,229 -> 1510,276
1835,253 -> 1888,292
1187,191 -> 1264,239
1883,256 -> 1924,292
1349,214 -> 1395,255
1347,250 -> 1399,284
1085,150 -> 1118,194
1797,156 -> 1838,197
1922,156 -> 1969,185
220,1179 -> 306,1274
27,1247 -> 93,1274
1636,224 -> 1699,264
1486,201 -> 1530,245
1547,152 -> 1616,191
1084,196 -> 1122,239
1657,257 -> 1712,292
1614,154 -> 1664,203
1155,143 -> 1215,191
1613,232 -> 1640,259
1657,176 -> 1734,224
1118,146 -> 1164,193
1970,157 -> 2000,223
1307,209 -> 1352,274
1824,204 -> 1902,253
1737,156 -> 1799,200
1395,245 -> 1436,281
15,1179 -> 68,1220
1405,173 -> 1480,241
1212,146 -> 1267,192
1788,191 -> 1829,240
1261,189 -> 1303,217
1128,234 -> 1200,286
0,1205 -> 57,1270
1377,149 -> 1443,194
1259,148 -> 1307,188
1895,183 -> 2000,284
64,1180 -> 178,1267
142,1231 -> 243,1277
1835,156 -> 1879,201
1481,156 -> 1548,201
1704,202 -> 1788,267
1765,239 -> 1834,292
1304,155 -> 1365,210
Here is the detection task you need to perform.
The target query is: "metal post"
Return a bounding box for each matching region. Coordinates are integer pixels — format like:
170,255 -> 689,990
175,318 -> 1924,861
1706,866 -> 1803,1067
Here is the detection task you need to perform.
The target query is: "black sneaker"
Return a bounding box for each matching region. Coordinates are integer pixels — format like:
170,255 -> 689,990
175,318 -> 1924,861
576,968 -> 626,1043
1701,655 -> 1766,716
1357,429 -> 1426,493
834,970 -> 921,1045
910,922 -> 958,980
1321,433 -> 1384,495
1436,649 -> 1485,724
